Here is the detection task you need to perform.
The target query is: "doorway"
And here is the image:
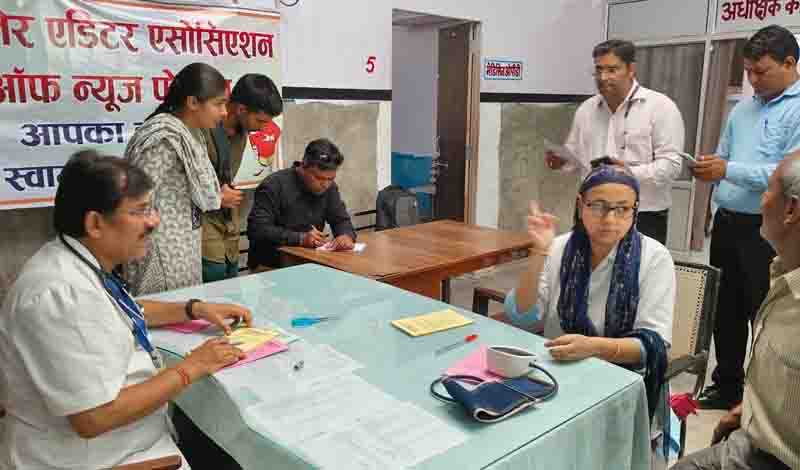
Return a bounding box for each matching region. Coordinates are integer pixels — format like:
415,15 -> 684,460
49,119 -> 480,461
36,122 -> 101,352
391,10 -> 481,222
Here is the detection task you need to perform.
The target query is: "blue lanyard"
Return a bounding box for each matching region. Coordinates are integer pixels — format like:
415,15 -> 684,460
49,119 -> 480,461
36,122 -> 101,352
60,235 -> 163,369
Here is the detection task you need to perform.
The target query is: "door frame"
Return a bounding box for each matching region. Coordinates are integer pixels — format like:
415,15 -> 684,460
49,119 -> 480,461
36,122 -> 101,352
464,22 -> 482,225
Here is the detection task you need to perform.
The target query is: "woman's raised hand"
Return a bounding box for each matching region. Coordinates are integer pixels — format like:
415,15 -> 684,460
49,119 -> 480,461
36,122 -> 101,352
527,201 -> 558,254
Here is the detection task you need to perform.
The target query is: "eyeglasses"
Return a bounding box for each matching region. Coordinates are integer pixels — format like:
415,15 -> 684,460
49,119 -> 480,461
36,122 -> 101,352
127,206 -> 159,218
591,65 -> 623,78
583,200 -> 636,220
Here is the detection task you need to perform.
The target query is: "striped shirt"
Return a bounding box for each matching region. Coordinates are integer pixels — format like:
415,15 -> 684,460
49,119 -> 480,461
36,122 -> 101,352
741,257 -> 800,469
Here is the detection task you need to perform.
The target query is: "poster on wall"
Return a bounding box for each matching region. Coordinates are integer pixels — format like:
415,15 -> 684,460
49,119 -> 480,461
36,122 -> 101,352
483,58 -> 524,81
0,0 -> 282,209
716,0 -> 800,33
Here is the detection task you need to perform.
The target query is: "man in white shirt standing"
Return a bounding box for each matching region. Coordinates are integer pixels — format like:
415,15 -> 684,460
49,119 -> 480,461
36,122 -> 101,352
546,39 -> 685,245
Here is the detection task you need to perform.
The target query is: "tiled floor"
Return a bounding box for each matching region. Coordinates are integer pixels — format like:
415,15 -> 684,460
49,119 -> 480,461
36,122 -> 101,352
447,239 -> 729,458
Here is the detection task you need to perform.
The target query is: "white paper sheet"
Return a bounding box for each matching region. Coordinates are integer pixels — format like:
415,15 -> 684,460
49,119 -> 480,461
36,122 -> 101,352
316,242 -> 366,252
543,137 -> 580,167
300,401 -> 468,468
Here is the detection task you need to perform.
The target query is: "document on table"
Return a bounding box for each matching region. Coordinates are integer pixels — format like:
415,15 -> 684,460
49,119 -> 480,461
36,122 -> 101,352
316,242 -> 367,252
228,327 -> 278,352
300,402 -> 468,469
247,375 -> 467,468
152,321 -> 298,357
216,341 -> 365,409
391,309 -> 474,337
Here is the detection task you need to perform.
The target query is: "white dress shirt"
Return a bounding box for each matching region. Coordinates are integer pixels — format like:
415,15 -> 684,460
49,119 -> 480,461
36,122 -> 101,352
505,232 -> 675,346
0,237 -> 188,470
563,82 -> 685,212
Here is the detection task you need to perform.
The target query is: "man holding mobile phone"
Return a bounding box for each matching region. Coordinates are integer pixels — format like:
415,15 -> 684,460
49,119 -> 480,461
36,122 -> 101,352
195,74 -> 283,283
545,39 -> 685,245
692,25 -> 800,411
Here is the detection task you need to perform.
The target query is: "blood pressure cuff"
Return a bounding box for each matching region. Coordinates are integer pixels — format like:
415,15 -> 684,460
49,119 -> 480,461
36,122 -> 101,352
432,371 -> 558,423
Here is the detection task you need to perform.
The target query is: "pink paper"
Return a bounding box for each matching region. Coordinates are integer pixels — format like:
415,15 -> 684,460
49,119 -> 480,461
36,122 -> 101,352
224,340 -> 288,370
445,345 -> 502,381
163,319 -> 212,333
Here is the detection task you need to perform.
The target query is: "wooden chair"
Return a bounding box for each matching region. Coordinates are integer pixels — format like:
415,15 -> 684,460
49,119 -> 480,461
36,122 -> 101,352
353,208 -> 377,232
664,261 -> 721,457
472,261 -> 721,457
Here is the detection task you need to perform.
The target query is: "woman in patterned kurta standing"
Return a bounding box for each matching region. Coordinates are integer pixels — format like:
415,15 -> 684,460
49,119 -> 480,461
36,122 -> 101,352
123,63 -> 227,295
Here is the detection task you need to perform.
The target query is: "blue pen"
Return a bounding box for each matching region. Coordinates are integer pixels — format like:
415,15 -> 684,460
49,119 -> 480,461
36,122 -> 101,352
291,316 -> 337,328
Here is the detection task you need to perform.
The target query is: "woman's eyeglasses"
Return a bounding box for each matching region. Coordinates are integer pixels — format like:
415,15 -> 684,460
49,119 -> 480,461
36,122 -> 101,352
583,200 -> 636,220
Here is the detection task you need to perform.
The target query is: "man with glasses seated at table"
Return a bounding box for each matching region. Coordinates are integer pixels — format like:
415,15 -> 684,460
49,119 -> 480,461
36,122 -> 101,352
247,138 -> 356,272
545,39 -> 685,245
0,150 -> 251,470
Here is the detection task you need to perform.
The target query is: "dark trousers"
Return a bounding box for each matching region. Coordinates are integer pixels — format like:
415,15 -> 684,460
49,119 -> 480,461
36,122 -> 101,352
172,405 -> 242,470
708,209 -> 775,399
637,209 -> 669,245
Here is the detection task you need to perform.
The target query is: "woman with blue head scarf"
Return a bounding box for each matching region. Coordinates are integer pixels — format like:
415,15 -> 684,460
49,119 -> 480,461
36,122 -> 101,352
503,163 -> 676,456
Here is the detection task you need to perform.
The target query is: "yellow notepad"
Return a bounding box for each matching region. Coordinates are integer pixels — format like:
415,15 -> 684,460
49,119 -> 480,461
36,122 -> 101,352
227,327 -> 278,353
392,309 -> 474,337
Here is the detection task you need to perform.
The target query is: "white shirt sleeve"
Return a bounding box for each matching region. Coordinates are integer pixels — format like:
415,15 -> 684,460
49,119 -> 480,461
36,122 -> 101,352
13,282 -> 129,417
628,95 -> 685,188
633,238 -> 676,346
563,101 -> 596,176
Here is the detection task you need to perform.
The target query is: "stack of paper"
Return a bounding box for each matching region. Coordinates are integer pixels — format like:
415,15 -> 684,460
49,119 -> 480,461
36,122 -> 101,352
391,309 -> 474,337
228,327 -> 278,352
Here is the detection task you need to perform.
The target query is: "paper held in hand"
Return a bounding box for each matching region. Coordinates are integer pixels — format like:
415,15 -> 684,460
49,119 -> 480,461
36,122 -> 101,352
391,309 -> 474,337
543,138 -> 581,168
227,327 -> 279,352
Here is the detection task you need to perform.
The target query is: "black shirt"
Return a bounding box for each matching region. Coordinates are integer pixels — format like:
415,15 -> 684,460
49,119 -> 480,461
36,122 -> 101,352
247,162 -> 356,268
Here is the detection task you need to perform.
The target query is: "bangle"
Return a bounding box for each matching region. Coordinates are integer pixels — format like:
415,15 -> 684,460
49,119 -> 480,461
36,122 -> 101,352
185,298 -> 201,320
174,366 -> 191,387
610,341 -> 622,361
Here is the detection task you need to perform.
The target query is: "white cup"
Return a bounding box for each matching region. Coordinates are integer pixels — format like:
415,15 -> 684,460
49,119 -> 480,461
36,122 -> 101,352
486,345 -> 537,378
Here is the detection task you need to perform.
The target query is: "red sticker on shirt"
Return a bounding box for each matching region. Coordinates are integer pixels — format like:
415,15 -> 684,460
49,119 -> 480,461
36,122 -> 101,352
249,120 -> 282,168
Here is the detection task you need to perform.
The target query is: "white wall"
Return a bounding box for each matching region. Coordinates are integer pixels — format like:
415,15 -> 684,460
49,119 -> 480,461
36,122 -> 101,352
608,0 -> 708,41
163,0 -> 604,93
476,103 -> 501,228
391,25 -> 437,156
393,0 -> 603,94
279,1 -> 392,89
267,0 -> 604,93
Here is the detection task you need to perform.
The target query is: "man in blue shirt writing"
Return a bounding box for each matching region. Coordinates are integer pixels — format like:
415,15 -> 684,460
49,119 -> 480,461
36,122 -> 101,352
693,25 -> 800,410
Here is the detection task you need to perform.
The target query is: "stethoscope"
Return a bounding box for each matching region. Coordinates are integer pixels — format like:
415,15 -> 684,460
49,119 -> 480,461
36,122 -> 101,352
59,234 -> 164,369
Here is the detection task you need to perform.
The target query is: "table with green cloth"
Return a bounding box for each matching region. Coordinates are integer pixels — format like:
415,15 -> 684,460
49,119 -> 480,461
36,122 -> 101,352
149,264 -> 651,469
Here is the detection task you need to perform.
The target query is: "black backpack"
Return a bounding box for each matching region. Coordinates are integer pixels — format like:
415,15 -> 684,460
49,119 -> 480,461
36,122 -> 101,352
375,185 -> 419,231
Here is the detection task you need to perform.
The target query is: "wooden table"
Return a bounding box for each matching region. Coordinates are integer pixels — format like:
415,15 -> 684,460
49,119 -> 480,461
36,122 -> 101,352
279,220 -> 532,300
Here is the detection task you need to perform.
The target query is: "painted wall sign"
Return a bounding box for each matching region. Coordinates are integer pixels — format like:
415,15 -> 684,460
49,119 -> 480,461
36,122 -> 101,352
716,0 -> 800,33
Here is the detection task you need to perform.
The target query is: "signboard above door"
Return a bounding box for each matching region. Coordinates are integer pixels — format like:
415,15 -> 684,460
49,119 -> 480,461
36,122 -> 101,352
716,0 -> 800,33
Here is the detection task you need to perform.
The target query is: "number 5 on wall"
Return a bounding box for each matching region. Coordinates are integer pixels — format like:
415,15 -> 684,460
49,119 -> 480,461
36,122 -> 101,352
366,56 -> 376,74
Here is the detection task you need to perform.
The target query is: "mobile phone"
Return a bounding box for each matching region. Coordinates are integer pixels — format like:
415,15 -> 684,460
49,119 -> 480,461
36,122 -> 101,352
678,152 -> 697,165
